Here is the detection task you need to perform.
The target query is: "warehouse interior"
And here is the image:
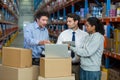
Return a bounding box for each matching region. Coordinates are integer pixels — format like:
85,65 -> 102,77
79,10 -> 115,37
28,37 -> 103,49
0,0 -> 120,80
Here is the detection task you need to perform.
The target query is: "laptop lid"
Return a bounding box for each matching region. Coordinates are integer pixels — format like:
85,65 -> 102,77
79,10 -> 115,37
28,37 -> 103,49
44,44 -> 69,58
62,41 -> 75,47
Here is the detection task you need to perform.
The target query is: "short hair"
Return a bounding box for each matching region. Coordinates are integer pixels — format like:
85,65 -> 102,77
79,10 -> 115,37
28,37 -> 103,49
87,17 -> 105,35
67,13 -> 81,27
34,10 -> 49,21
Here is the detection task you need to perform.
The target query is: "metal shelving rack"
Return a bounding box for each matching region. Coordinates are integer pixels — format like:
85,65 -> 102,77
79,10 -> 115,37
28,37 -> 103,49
0,0 -> 19,48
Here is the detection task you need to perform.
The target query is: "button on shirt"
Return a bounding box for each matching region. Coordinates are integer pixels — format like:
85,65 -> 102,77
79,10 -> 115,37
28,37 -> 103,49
24,21 -> 49,58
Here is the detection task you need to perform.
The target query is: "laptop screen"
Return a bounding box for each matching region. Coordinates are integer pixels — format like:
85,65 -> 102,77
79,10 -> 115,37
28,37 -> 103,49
44,44 -> 69,58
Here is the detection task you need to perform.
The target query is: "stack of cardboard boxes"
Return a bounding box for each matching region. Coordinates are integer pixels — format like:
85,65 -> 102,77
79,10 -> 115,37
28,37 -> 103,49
0,47 -> 35,80
0,47 -> 75,80
105,29 -> 120,53
38,57 -> 75,79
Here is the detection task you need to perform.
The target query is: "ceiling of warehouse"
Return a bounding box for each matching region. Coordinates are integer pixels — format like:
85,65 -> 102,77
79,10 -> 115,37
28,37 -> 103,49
19,0 -> 34,16
18,0 -> 34,29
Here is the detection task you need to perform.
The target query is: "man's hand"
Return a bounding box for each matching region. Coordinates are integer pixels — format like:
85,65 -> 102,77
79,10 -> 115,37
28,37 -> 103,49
39,40 -> 51,45
68,44 -> 70,49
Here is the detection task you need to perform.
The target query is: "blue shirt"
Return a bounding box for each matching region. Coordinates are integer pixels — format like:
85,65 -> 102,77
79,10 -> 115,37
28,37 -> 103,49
24,21 -> 49,58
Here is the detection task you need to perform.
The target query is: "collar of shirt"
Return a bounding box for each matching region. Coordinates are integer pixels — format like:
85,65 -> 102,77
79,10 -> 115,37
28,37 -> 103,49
34,21 -> 46,31
69,28 -> 81,34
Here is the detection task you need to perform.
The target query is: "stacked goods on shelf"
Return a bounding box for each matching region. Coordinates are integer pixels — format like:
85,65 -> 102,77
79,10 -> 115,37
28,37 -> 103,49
86,2 -> 120,18
101,67 -> 108,80
110,4 -> 116,17
0,0 -> 19,48
105,37 -> 114,51
0,24 -> 3,37
113,29 -> 120,53
8,1 -> 14,11
0,11 -> 4,21
0,47 -> 33,80
2,0 -> 10,5
116,3 -> 120,17
102,3 -> 106,17
108,68 -> 120,80
47,1 -> 120,19
109,2 -> 120,17
89,3 -> 102,18
105,28 -> 120,53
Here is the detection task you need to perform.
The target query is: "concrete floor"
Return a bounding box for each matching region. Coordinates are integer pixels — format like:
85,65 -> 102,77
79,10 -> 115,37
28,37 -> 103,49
0,31 -> 24,64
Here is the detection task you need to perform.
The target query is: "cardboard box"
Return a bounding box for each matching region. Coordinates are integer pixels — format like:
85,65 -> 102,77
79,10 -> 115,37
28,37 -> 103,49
113,42 -> 120,53
32,65 -> 39,80
0,64 -> 32,80
101,71 -> 108,80
114,29 -> 120,42
2,47 -> 32,68
38,75 -> 75,80
40,58 -> 72,78
106,38 -> 114,51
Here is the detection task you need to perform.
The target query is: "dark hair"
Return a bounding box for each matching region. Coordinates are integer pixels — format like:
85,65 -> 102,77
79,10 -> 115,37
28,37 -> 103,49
87,17 -> 105,35
34,10 -> 49,21
67,13 -> 81,27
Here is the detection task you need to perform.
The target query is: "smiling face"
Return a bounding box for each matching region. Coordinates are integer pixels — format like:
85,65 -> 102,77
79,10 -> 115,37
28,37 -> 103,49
37,16 -> 48,28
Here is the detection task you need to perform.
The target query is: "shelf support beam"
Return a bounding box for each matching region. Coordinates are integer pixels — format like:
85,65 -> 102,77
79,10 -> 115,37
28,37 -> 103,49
53,13 -> 55,19
57,10 -> 60,20
71,3 -> 74,13
106,0 -> 111,17
84,0 -> 88,18
105,56 -> 110,68
63,8 -> 66,21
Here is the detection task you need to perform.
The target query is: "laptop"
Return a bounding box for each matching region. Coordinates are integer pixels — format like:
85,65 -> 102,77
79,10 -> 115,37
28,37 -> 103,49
44,44 -> 69,58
